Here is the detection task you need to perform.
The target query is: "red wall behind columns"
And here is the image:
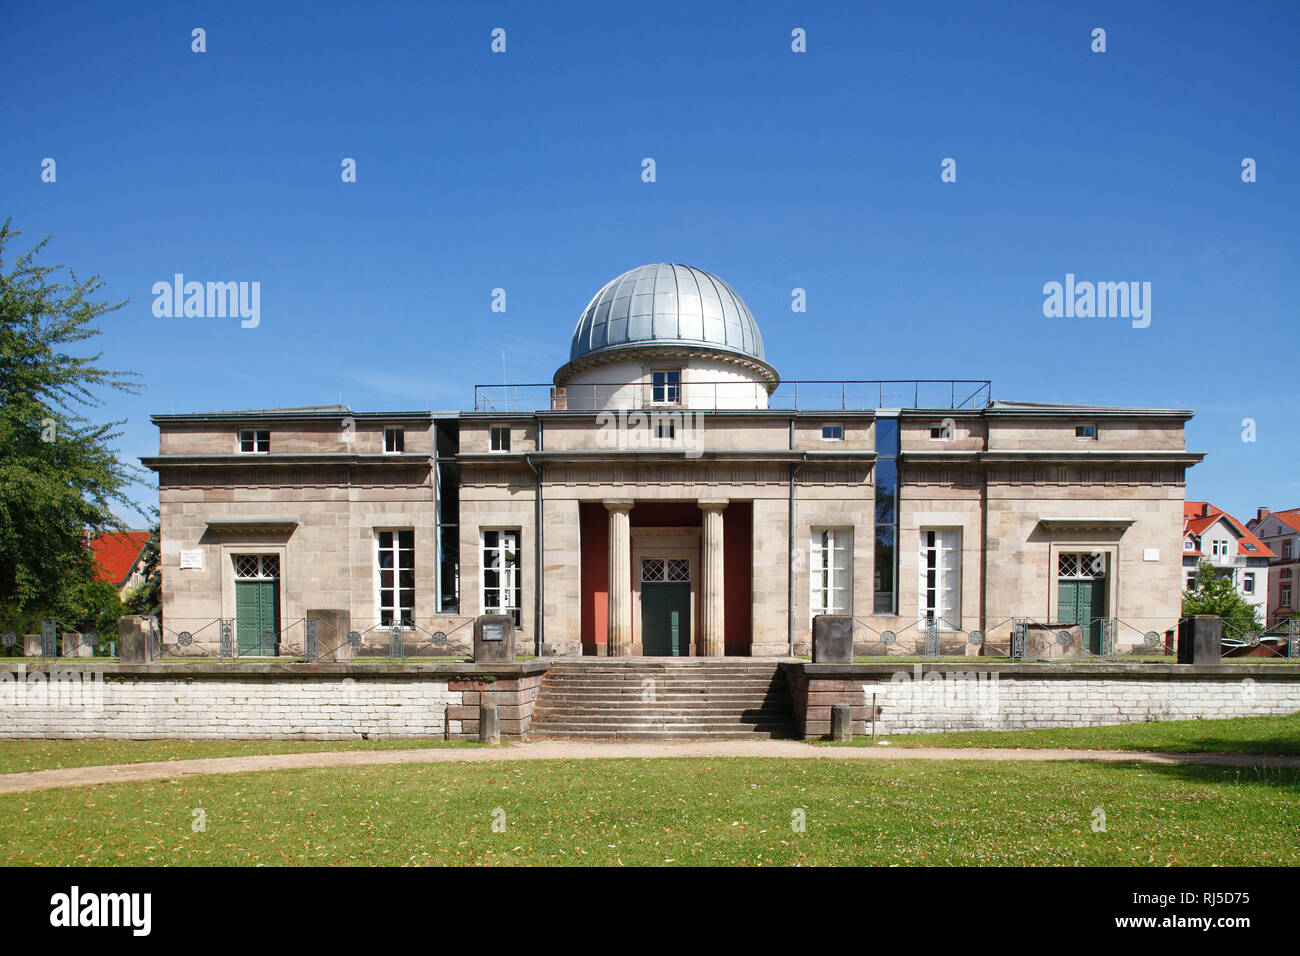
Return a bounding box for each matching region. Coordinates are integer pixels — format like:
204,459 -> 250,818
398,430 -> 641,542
723,502 -> 753,655
580,503 -> 609,655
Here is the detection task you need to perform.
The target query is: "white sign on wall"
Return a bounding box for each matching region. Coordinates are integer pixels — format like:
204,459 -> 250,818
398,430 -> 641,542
179,549 -> 204,570
1142,548 -> 1160,562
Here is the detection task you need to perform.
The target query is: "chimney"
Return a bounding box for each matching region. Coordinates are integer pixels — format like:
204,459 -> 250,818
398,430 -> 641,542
1257,507 -> 1271,523
1201,503 -> 1211,518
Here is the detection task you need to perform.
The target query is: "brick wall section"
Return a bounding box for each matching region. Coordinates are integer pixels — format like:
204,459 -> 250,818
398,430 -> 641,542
448,673 -> 543,739
783,662 -> 1300,739
0,662 -> 546,742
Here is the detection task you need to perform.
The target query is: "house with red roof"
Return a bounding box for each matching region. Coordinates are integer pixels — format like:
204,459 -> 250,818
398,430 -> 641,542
88,531 -> 151,598
1183,502 -> 1273,622
1246,507 -> 1300,628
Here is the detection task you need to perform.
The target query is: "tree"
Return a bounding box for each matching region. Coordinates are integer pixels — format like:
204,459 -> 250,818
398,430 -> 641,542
123,522 -> 161,621
1181,559 -> 1261,636
0,219 -> 141,629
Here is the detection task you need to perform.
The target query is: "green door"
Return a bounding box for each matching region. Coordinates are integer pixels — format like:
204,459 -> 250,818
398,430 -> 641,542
1057,578 -> 1106,653
641,583 -> 691,657
235,578 -> 279,655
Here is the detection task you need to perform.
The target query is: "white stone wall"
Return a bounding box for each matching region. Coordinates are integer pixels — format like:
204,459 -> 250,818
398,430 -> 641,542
852,673 -> 1300,735
0,672 -> 463,740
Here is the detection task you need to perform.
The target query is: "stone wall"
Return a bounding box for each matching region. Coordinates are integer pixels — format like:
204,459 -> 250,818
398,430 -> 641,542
0,662 -> 546,742
785,661 -> 1300,739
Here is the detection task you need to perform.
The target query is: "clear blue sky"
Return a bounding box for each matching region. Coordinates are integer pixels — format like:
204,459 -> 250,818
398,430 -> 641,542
2,1 -> 1296,524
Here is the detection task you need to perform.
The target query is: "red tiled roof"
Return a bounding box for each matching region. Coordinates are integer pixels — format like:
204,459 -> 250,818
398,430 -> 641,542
88,531 -> 150,585
1267,508 -> 1300,534
1182,502 -> 1275,558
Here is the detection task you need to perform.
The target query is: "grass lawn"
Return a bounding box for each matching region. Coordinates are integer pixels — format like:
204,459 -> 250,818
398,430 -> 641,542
831,712 -> 1300,755
0,758 -> 1295,865
0,739 -> 475,775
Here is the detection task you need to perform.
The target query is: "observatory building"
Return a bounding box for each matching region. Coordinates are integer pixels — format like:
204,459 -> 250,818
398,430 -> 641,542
146,264 -> 1202,658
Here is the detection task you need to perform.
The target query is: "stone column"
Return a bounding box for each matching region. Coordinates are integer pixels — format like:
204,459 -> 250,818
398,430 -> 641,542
699,499 -> 728,657
605,499 -> 634,657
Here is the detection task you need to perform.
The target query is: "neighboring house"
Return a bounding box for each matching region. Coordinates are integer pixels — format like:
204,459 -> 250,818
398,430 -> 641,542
1246,507 -> 1300,628
88,530 -> 151,598
1182,503 -> 1273,623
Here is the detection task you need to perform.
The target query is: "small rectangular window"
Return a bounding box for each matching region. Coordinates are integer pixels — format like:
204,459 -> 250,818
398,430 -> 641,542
1282,585 -> 1292,608
1075,424 -> 1098,439
1285,540 -> 1294,560
1244,573 -> 1255,594
651,370 -> 681,405
821,424 -> 844,441
384,427 -> 405,453
239,429 -> 270,453
490,425 -> 511,452
654,420 -> 675,439
930,422 -> 954,440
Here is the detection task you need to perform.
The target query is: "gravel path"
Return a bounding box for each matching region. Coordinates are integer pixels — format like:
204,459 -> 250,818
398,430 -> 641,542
1,740 -> 1295,794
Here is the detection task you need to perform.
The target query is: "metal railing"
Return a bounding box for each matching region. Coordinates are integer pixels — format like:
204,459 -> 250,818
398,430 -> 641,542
475,379 -> 993,413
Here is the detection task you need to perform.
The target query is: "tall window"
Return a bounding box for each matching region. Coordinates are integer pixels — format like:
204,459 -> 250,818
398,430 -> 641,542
651,370 -> 681,405
874,417 -> 899,614
490,425 -> 511,452
376,530 -> 415,626
1244,573 -> 1255,594
919,529 -> 961,629
810,528 -> 852,621
482,529 -> 521,626
239,429 -> 270,453
384,427 -> 405,453
1282,585 -> 1292,608
1285,540 -> 1295,561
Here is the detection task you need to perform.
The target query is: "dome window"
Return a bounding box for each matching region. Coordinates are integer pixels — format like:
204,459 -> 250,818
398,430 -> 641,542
651,369 -> 681,405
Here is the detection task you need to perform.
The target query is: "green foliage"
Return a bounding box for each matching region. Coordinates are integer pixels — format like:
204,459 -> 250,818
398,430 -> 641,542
1181,559 -> 1261,635
0,219 -> 141,625
123,523 -> 161,620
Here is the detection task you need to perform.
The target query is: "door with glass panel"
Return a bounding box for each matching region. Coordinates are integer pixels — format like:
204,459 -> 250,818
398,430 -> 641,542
919,529 -> 961,630
233,554 -> 280,655
640,558 -> 691,656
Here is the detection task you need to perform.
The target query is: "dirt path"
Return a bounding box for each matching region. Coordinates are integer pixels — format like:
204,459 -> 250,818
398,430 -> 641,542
1,740 -> 1295,795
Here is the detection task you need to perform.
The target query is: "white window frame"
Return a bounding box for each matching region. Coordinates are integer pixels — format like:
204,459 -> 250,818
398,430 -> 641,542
1075,424 -> 1098,440
238,429 -> 270,454
809,528 -> 852,623
489,425 -> 511,453
929,422 -> 954,441
375,529 -> 415,628
482,529 -> 522,627
919,528 -> 962,630
651,369 -> 681,406
383,427 -> 405,453
1243,573 -> 1255,594
821,424 -> 844,441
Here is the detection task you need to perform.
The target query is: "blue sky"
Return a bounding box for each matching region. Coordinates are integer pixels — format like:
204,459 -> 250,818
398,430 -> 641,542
2,0 -> 1297,525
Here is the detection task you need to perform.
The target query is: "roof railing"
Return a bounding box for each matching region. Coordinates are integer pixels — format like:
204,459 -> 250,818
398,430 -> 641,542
473,379 -> 992,413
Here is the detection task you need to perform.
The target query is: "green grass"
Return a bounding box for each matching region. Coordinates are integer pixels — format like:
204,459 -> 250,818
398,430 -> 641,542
0,738 -> 476,775
833,712 -> 1300,755
1,758 -> 1295,865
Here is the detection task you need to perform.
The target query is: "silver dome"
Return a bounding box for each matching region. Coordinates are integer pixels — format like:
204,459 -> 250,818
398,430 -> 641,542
568,264 -> 766,363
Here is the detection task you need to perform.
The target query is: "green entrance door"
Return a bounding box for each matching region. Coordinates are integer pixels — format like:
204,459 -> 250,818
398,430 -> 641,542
235,578 -> 280,655
1057,578 -> 1106,654
641,583 -> 691,657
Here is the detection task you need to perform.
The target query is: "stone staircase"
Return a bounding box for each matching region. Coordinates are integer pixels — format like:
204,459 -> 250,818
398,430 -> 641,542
529,659 -> 797,740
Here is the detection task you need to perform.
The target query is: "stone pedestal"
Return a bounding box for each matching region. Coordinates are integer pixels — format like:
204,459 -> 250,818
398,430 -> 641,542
1023,624 -> 1083,660
813,615 -> 854,663
480,703 -> 501,745
699,499 -> 728,657
473,615 -> 516,663
61,632 -> 93,658
1178,615 -> 1223,666
605,500 -> 634,656
307,609 -> 352,662
117,615 -> 158,663
21,634 -> 41,657
830,703 -> 852,741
